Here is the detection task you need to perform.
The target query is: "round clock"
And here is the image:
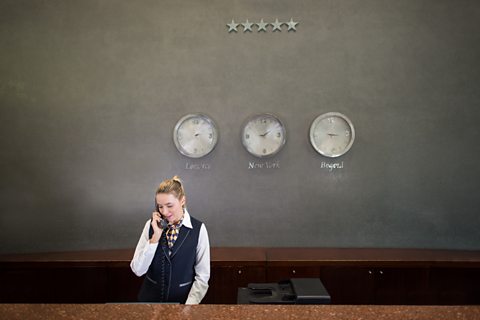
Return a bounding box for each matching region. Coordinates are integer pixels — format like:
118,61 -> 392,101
309,112 -> 355,158
173,113 -> 219,158
241,113 -> 286,158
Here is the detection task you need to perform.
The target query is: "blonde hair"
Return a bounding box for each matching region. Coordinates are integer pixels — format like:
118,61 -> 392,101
156,176 -> 186,204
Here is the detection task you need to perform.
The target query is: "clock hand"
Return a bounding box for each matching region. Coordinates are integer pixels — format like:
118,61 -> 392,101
327,133 -> 339,138
259,125 -> 279,137
259,130 -> 271,137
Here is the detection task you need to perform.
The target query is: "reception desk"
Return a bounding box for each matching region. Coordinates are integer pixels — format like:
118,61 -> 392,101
1,247 -> 479,305
1,304 -> 480,320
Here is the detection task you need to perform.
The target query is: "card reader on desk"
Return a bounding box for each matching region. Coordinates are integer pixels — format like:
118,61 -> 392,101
237,278 -> 331,304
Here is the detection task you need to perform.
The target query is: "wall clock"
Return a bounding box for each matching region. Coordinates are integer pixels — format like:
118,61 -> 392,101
241,113 -> 286,158
173,113 -> 219,158
309,112 -> 355,158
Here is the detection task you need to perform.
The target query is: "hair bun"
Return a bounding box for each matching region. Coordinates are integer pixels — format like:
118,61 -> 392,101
172,175 -> 182,185
156,175 -> 186,202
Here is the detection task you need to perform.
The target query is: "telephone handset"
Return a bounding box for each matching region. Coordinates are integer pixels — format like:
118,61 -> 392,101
159,218 -> 168,229
154,201 -> 169,229
153,200 -> 167,302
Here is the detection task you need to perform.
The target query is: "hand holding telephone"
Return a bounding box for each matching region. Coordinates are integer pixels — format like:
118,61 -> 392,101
153,202 -> 168,229
150,201 -> 168,244
158,217 -> 168,229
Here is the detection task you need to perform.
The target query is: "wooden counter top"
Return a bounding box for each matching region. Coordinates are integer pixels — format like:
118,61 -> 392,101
1,304 -> 479,320
266,248 -> 480,267
1,247 -> 479,267
0,247 -> 267,267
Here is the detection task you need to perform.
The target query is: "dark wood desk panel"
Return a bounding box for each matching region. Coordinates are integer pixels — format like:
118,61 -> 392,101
1,304 -> 480,320
266,247 -> 480,267
0,249 -> 134,266
0,247 -> 267,304
265,248 -> 480,305
1,247 -> 480,305
208,247 -> 267,303
211,247 -> 266,265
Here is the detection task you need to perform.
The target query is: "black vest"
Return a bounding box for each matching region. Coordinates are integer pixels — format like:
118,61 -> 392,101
138,216 -> 202,303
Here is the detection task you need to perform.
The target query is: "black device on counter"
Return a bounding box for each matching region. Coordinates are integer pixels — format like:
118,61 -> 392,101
237,278 -> 331,304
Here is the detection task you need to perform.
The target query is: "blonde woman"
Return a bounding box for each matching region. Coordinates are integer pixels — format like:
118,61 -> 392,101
131,176 -> 210,304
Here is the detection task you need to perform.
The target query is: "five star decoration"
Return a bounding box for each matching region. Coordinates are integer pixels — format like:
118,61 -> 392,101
242,19 -> 254,32
227,18 -> 298,33
286,18 -> 299,31
227,19 -> 239,32
257,19 -> 268,32
271,18 -> 283,32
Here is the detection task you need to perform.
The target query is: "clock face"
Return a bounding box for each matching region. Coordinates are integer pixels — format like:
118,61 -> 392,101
309,112 -> 355,158
173,113 -> 218,158
241,113 -> 286,158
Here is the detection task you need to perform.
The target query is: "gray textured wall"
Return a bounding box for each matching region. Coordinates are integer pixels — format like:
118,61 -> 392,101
1,0 -> 479,254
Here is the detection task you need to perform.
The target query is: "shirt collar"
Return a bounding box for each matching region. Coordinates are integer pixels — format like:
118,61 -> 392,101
182,209 -> 193,229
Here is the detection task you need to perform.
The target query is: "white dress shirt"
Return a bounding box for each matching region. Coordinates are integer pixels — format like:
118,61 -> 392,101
130,210 -> 210,304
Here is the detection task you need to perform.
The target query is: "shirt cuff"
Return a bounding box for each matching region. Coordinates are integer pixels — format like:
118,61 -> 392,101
185,280 -> 209,305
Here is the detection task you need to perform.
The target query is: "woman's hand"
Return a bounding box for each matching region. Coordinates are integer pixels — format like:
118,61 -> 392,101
149,211 -> 164,244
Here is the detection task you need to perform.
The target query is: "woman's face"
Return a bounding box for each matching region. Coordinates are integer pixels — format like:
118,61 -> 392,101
156,192 -> 185,224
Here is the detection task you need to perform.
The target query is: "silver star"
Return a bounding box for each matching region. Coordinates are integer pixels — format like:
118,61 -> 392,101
227,19 -> 239,33
271,18 -> 283,32
256,19 -> 269,32
286,18 -> 299,31
242,19 -> 253,32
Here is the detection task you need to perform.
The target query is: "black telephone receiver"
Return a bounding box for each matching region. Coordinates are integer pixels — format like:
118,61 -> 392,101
154,200 -> 168,229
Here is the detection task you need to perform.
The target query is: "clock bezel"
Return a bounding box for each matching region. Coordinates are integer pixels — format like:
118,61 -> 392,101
309,112 -> 355,158
173,113 -> 219,159
241,113 -> 287,158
